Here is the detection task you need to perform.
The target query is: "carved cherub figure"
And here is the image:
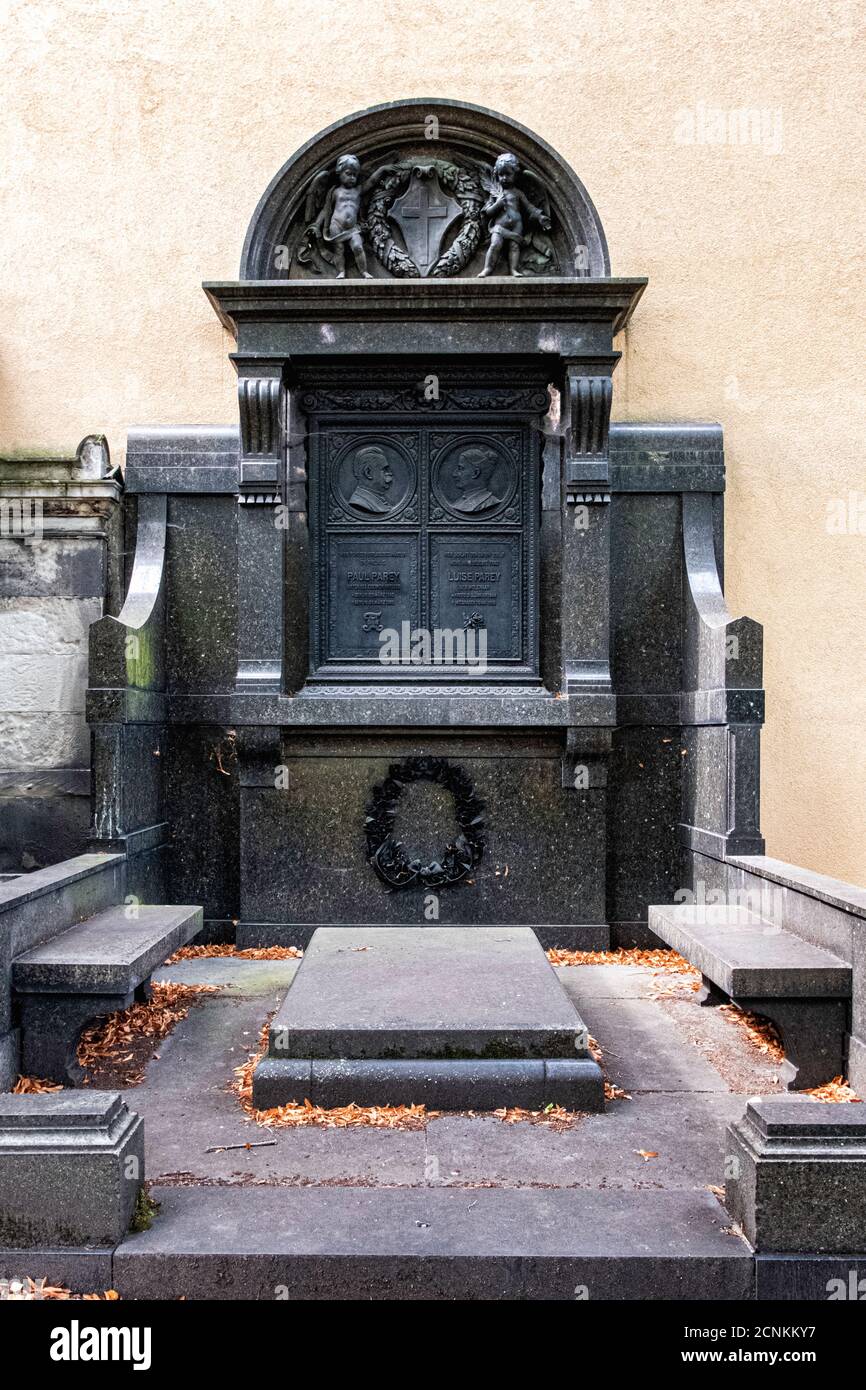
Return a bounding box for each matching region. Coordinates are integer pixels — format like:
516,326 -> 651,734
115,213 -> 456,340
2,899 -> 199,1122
305,154 -> 395,278
478,152 -> 551,277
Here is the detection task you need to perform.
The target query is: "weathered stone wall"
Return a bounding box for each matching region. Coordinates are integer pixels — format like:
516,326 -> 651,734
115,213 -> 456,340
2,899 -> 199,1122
0,443 -> 122,870
0,0 -> 863,885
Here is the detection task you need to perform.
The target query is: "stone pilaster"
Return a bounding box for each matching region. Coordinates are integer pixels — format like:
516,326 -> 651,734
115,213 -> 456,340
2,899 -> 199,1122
233,357 -> 286,691
560,358 -> 618,698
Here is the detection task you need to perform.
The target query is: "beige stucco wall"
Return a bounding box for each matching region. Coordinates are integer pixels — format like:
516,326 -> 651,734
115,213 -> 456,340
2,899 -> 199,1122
1,0 -> 864,883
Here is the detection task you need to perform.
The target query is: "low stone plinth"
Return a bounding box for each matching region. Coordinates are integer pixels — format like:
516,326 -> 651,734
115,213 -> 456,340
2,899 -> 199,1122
252,926 -> 604,1112
0,1093 -> 143,1248
725,1098 -> 866,1253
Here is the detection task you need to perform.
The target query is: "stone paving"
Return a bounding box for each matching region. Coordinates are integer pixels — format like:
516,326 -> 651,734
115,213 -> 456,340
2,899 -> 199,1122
127,956 -> 782,1194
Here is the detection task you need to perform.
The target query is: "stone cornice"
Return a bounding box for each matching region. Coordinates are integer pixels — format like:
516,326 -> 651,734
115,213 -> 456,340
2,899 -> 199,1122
203,276 -> 647,342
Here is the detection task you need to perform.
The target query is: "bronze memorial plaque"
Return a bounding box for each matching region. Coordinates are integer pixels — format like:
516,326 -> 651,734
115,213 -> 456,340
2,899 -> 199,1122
305,382 -> 543,684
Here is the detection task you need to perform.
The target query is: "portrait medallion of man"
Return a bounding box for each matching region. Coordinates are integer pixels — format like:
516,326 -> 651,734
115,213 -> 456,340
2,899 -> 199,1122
347,444 -> 395,513
333,440 -> 414,519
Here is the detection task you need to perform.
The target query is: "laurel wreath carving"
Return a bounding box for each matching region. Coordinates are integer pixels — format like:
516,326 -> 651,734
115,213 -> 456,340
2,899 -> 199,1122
364,161 -> 484,280
365,756 -> 486,889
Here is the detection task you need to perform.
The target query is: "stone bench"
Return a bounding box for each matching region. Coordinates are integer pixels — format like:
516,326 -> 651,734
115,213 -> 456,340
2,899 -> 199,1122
648,903 -> 851,1090
12,904 -> 203,1085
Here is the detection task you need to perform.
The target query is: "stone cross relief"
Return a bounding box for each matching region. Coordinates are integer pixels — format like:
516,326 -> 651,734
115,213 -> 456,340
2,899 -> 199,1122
388,170 -> 462,275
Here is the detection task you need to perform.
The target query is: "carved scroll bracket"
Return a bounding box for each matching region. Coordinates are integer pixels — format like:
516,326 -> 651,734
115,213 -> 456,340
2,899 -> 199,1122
560,728 -> 612,792
233,357 -> 286,690
563,359 -> 618,506
233,355 -> 286,499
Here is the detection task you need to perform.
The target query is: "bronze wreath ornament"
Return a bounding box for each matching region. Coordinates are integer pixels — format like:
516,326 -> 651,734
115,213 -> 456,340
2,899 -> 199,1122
365,161 -> 484,279
365,756 -> 486,889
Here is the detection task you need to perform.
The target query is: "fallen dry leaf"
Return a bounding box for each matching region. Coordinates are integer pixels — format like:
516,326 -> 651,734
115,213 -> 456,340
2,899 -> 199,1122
77,982 -> 220,1084
12,1075 -> 63,1095
0,1276 -> 118,1301
493,1105 -> 584,1132
605,1082 -> 632,1101
718,1003 -> 785,1064
548,947 -> 698,977
803,1076 -> 862,1103
166,944 -> 302,963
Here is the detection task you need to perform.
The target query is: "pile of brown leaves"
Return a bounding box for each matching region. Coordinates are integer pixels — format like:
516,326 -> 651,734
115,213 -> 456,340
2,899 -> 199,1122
166,944 -> 303,964
0,1277 -> 119,1301
547,946 -> 698,975
11,1075 -> 62,1095
803,1076 -> 862,1103
249,1097 -> 431,1130
718,1003 -> 785,1063
493,1105 -> 582,1132
605,1082 -> 632,1101
77,982 -> 220,1085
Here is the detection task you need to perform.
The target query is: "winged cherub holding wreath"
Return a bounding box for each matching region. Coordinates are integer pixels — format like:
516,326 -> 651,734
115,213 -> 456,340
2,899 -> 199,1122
303,153 -> 397,278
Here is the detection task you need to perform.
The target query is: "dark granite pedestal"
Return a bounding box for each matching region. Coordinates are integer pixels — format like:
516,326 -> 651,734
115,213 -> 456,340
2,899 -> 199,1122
252,927 -> 604,1111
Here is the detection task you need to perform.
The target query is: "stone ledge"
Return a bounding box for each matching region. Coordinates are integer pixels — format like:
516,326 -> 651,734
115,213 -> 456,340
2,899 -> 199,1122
726,855 -> 866,920
113,1185 -> 752,1301
0,852 -> 125,916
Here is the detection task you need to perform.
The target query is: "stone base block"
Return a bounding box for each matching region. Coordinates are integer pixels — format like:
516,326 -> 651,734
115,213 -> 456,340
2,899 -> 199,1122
725,1098 -> 866,1253
756,1254 -> 866,1301
0,1093 -> 143,1248
252,1056 -> 605,1111
17,991 -> 134,1085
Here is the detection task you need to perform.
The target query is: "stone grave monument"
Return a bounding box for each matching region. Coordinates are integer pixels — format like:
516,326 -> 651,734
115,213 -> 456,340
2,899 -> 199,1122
80,99 -> 775,1105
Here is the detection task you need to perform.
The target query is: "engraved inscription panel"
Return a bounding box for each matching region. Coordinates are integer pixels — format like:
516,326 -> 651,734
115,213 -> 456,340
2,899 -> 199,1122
328,535 -> 419,659
430,535 -> 521,661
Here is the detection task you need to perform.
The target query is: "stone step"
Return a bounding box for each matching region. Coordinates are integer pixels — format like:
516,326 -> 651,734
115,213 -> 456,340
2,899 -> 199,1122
12,904 -> 203,996
237,921 -> 610,951
648,903 -> 851,998
113,1185 -> 753,1301
253,926 -> 604,1111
